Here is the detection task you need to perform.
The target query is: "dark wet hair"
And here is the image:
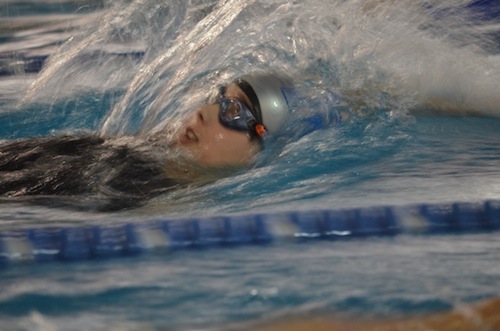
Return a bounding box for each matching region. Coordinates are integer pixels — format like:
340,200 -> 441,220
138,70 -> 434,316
0,135 -> 181,211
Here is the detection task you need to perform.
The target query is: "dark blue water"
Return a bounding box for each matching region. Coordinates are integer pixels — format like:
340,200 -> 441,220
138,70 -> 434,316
1,1 -> 499,330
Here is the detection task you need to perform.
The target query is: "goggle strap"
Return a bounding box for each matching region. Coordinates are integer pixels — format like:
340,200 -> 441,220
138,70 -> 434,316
246,118 -> 266,138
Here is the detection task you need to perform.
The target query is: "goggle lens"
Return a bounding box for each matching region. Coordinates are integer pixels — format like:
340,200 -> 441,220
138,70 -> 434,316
218,88 -> 266,138
221,99 -> 244,121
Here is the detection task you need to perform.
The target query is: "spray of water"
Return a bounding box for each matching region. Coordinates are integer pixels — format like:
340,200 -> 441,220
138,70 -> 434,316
13,0 -> 500,137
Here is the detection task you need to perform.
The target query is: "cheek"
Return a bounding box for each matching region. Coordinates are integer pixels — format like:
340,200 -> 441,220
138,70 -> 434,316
200,131 -> 256,166
214,133 -> 227,143
200,129 -> 230,152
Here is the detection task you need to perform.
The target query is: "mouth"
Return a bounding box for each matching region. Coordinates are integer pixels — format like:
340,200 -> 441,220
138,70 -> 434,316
178,127 -> 199,145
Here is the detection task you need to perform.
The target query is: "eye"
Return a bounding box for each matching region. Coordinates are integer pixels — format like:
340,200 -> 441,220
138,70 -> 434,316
224,100 -> 243,120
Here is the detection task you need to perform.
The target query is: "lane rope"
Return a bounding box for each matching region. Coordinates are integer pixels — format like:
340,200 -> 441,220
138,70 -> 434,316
1,200 -> 499,265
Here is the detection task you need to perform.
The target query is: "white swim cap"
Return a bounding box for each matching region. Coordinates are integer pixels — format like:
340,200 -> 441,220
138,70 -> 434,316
236,73 -> 294,134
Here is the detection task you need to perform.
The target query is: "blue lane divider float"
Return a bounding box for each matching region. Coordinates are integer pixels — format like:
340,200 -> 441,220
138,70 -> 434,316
0,200 -> 499,266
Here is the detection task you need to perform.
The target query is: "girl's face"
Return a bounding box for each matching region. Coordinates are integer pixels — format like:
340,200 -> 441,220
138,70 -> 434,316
174,83 -> 261,167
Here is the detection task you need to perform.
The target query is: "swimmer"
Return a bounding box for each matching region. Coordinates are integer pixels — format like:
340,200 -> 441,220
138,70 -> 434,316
0,73 -> 293,211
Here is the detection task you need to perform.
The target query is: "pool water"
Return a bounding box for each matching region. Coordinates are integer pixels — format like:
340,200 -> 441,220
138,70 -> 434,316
1,234 -> 499,330
1,0 -> 499,330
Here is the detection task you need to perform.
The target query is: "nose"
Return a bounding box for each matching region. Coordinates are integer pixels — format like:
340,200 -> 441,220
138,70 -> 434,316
196,103 -> 219,126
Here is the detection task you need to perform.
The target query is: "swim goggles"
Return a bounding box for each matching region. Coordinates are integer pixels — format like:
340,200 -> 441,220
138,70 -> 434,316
217,87 -> 266,139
